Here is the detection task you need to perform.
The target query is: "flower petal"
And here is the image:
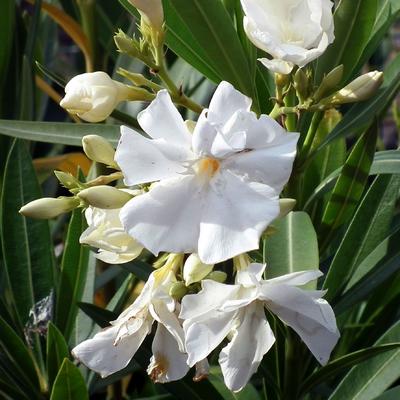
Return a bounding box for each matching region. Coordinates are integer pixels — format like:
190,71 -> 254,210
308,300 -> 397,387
115,126 -> 187,185
138,90 -> 191,147
120,175 -> 204,256
258,58 -> 294,74
72,320 -> 151,378
184,309 -> 237,367
219,302 -> 275,392
265,269 -> 323,286
261,284 -> 339,365
208,81 -> 252,126
198,170 -> 279,264
236,263 -> 266,286
147,323 -> 189,383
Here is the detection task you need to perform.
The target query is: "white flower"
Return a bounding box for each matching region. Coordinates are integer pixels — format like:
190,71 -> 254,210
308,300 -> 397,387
115,81 -> 299,264
241,0 -> 335,74
72,262 -> 189,381
180,263 -> 339,392
80,206 -> 143,264
129,0 -> 164,32
60,72 -> 130,122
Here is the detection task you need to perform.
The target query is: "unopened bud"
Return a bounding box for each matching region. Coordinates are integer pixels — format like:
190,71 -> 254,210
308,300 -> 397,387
294,68 -> 310,102
279,199 -> 296,218
129,0 -> 164,32
329,71 -> 384,104
313,65 -> 344,102
82,135 -> 117,168
54,171 -> 82,190
78,186 -> 132,209
19,197 -> 80,219
206,271 -> 227,283
114,30 -> 140,56
275,73 -> 290,89
169,281 -> 188,300
183,254 -> 214,286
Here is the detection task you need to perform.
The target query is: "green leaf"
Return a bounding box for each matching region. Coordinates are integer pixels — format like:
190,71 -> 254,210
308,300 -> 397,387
312,53 -> 400,155
323,174 -> 400,301
264,212 -> 319,279
320,121 -> 377,242
0,316 -> 42,398
372,386 -> 400,400
163,0 -> 254,97
315,0 -> 378,83
50,358 -> 88,400
1,140 -> 54,323
328,320 -> 400,400
0,120 -> 121,146
46,322 -> 70,389
55,209 -> 90,343
78,302 -> 117,328
300,343 -> 400,396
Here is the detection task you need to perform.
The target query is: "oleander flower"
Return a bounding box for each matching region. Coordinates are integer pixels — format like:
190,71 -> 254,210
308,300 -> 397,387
60,72 -> 131,122
72,259 -> 189,381
115,81 -> 299,264
180,263 -> 339,392
80,206 -> 143,264
241,0 -> 335,74
129,0 -> 164,32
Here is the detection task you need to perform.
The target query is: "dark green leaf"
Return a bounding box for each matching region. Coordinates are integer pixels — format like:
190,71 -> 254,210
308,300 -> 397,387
315,0 -> 378,83
328,321 -> 400,400
320,121 -> 377,242
300,343 -> 400,396
0,0 -> 15,96
0,120 -> 121,146
323,174 -> 400,301
1,140 -> 54,323
55,209 -> 90,342
78,302 -> 117,328
372,386 -> 400,400
50,358 -> 88,400
46,322 -> 70,389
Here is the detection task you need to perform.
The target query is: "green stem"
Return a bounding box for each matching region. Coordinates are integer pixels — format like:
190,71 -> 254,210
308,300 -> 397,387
283,330 -> 300,400
299,112 -> 323,161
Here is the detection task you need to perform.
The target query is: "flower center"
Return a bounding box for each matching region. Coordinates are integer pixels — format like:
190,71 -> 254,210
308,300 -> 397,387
196,157 -> 220,179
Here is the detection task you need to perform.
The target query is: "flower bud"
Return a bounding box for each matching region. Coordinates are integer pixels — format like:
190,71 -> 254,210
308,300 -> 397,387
54,171 -> 82,190
169,281 -> 188,301
313,65 -> 344,102
19,197 -> 80,219
279,199 -> 296,218
114,30 -> 140,57
294,68 -> 310,102
82,135 -> 117,168
323,71 -> 384,105
60,72 -> 132,123
205,271 -> 227,283
183,254 -> 213,286
78,186 -> 132,209
129,0 -> 164,32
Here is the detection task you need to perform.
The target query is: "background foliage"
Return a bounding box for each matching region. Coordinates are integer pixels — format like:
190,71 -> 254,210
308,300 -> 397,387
0,0 -> 400,399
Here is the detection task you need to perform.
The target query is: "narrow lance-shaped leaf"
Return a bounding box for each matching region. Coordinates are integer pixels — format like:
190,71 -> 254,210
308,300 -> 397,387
323,174 -> 400,301
320,121 -> 378,245
50,359 -> 89,400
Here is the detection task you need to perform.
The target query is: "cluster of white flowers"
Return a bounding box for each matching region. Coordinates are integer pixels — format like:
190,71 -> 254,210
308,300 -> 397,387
72,81 -> 339,391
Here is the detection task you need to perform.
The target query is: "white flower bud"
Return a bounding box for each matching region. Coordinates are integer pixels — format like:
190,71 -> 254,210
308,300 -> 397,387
328,71 -> 384,105
82,135 -> 117,168
183,254 -> 213,286
279,199 -> 296,218
60,72 -> 154,123
19,197 -> 79,219
129,0 -> 164,32
78,186 -> 132,209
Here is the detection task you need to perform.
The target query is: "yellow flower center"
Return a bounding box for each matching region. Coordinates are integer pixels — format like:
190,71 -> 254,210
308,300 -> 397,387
196,157 -> 220,179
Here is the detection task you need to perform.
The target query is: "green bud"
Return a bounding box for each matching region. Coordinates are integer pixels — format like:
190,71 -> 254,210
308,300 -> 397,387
183,254 -> 214,286
294,68 -> 310,102
19,197 -> 80,219
206,271 -> 227,283
114,29 -> 140,56
54,171 -> 82,190
313,65 -> 344,102
169,281 -> 188,300
82,135 -> 118,168
78,186 -> 132,209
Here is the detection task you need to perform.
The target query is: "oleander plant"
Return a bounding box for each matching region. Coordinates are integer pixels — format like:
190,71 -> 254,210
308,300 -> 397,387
1,0 -> 400,399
